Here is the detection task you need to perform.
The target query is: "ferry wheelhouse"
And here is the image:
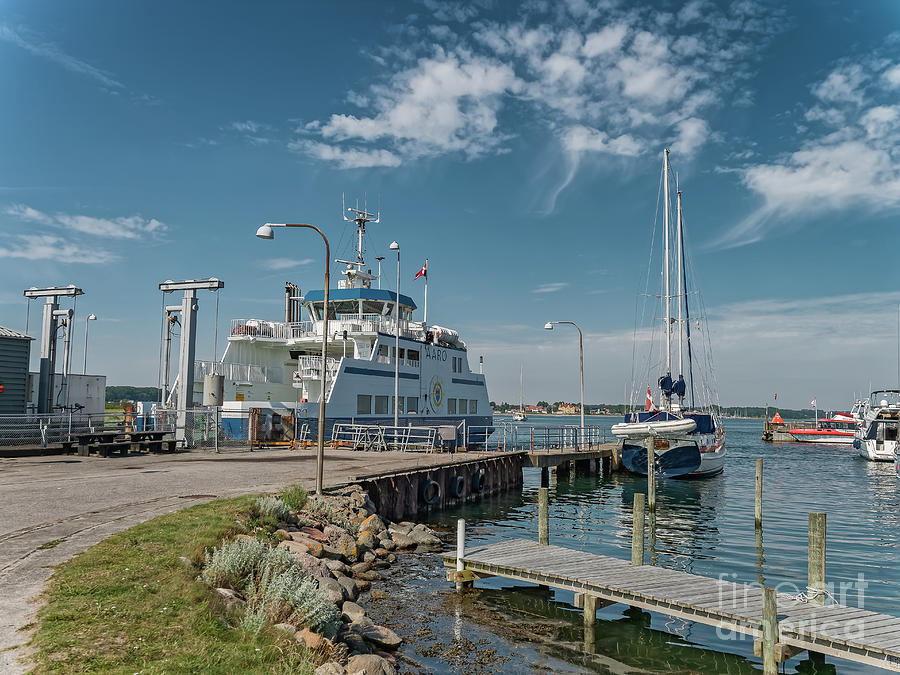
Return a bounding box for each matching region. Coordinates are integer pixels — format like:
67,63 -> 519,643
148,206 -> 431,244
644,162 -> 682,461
195,203 -> 492,446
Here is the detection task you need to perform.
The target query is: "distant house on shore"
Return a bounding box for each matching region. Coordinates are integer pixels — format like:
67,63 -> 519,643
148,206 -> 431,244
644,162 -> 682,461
557,403 -> 579,415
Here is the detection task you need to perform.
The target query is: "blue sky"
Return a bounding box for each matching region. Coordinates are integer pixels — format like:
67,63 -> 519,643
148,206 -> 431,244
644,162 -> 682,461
2,0 -> 899,410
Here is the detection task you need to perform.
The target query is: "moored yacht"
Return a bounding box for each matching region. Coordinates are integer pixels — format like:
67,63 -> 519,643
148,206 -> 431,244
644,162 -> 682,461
194,201 -> 492,445
854,390 -> 900,462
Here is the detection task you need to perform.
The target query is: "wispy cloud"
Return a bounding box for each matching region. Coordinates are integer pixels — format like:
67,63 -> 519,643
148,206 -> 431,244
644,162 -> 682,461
266,257 -> 315,271
6,204 -> 167,240
224,120 -> 274,145
0,23 -> 123,90
298,0 -> 785,192
0,234 -> 117,264
713,41 -> 900,249
531,282 -> 568,294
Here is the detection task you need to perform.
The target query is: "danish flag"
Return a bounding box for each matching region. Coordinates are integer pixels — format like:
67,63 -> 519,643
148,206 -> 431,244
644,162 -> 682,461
414,260 -> 427,280
645,385 -> 654,411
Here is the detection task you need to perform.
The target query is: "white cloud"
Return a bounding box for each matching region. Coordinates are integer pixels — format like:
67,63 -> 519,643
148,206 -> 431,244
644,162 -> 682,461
5,204 -> 167,240
302,1 -> 783,180
228,120 -> 267,134
883,63 -> 900,88
294,141 -> 402,169
266,257 -> 315,270
713,47 -> 900,249
531,282 -> 568,293
670,117 -> 710,156
0,234 -> 117,263
0,23 -> 123,89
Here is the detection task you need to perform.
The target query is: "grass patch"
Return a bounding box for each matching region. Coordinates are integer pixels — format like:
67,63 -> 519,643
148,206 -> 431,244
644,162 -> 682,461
37,539 -> 65,550
31,496 -> 320,674
280,485 -> 308,512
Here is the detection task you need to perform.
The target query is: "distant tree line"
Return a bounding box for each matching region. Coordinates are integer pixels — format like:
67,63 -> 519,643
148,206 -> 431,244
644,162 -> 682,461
490,401 -> 822,420
106,386 -> 161,405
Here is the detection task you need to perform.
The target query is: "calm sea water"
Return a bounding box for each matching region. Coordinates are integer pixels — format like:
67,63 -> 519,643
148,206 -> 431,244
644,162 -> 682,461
409,417 -> 900,674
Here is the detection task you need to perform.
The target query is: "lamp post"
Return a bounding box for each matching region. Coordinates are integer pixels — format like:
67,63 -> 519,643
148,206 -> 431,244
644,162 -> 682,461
82,313 -> 97,374
390,241 -> 400,428
544,321 -> 585,446
257,223 -> 330,495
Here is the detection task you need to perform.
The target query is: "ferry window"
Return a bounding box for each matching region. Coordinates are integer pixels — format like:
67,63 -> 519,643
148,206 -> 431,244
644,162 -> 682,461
470,400 -> 477,414
407,397 -> 417,413
458,398 -> 467,414
448,398 -> 457,414
392,396 -> 403,414
377,345 -> 389,363
374,395 -> 388,414
357,395 -> 372,415
407,349 -> 419,363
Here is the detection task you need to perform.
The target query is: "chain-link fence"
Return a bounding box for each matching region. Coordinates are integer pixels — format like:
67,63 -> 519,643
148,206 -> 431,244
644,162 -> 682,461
0,411 -> 158,448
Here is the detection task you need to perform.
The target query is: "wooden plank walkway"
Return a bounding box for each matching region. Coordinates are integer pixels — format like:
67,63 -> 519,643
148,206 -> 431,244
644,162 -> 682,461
442,539 -> 900,672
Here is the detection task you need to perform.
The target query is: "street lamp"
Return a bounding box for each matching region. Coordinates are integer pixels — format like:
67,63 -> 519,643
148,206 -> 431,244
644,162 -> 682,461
390,241 -> 400,429
256,222 -> 330,495
544,321 -> 585,446
82,314 -> 97,374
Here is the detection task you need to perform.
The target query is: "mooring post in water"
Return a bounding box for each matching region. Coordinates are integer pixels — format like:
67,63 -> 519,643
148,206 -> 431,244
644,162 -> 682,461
631,492 -> 645,566
538,487 -> 549,545
755,458 -> 763,529
583,593 -> 597,653
646,438 -> 656,512
808,512 -> 826,605
455,518 -> 467,592
762,586 -> 777,675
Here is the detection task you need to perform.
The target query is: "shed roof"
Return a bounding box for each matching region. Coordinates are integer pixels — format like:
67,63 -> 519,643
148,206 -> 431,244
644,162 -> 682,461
0,326 -> 32,340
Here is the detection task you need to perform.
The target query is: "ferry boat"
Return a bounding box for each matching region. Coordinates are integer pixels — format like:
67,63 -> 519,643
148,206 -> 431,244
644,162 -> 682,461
612,150 -> 726,478
853,390 -> 900,462
788,418 -> 857,444
195,201 -> 492,445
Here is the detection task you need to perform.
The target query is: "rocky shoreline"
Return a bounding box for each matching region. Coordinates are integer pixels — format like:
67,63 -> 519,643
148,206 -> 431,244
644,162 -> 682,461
200,484 -> 445,675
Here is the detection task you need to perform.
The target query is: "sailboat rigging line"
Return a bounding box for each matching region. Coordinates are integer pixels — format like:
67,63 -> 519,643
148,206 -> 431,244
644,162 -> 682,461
157,290 -> 165,405
680,193 -> 696,409
630,160 -> 665,411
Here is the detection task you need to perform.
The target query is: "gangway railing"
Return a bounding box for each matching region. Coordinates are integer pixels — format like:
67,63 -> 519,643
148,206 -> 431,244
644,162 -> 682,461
330,423 -> 439,452
465,424 -> 608,452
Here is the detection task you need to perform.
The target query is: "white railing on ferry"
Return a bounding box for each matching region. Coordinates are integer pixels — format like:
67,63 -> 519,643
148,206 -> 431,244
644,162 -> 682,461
195,360 -> 283,384
296,356 -> 340,378
230,316 -> 425,341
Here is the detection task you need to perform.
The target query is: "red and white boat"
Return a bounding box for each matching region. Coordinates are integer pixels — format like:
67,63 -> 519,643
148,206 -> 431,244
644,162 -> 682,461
788,417 -> 858,444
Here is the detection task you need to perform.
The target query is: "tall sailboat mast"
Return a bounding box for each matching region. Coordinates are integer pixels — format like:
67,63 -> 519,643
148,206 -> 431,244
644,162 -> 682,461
676,186 -> 684,380
663,149 -> 672,398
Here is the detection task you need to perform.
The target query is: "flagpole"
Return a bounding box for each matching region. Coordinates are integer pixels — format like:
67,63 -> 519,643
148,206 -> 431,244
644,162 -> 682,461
424,258 -> 428,325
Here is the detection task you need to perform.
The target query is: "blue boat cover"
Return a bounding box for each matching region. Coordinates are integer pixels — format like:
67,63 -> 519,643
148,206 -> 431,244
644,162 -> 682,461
305,288 -> 417,309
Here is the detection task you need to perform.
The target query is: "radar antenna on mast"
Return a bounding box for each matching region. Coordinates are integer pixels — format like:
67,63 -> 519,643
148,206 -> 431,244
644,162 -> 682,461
338,193 -> 380,290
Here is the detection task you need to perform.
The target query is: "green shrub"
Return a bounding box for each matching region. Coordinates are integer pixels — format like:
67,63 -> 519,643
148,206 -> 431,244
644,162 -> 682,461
304,496 -> 358,536
199,537 -> 294,590
255,496 -> 292,524
280,485 -> 308,511
242,565 -> 338,636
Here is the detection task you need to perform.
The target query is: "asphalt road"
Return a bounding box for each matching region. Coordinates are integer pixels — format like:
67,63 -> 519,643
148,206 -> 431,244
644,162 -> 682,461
0,448 -> 493,673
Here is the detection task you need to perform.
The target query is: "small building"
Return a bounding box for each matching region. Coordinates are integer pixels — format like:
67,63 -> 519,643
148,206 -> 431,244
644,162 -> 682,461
0,326 -> 32,415
27,373 -> 107,416
557,403 -> 580,415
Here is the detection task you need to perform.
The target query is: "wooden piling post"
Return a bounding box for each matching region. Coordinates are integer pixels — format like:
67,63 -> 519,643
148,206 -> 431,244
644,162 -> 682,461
631,492 -> 645,566
755,458 -> 763,529
538,487 -> 549,546
762,586 -> 777,675
456,518 -> 467,592
583,593 -> 597,652
646,438 -> 656,512
808,512 -> 826,605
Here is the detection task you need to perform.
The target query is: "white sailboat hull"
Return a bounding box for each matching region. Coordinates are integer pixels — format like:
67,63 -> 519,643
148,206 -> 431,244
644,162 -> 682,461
612,417 -> 697,439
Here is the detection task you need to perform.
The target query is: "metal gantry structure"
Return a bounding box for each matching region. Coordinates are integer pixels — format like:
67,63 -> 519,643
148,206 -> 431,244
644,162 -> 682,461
23,285 -> 84,414
158,278 -> 224,443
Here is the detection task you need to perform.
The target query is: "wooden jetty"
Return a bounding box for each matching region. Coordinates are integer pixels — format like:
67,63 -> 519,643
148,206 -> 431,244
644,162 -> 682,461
443,493 -> 900,672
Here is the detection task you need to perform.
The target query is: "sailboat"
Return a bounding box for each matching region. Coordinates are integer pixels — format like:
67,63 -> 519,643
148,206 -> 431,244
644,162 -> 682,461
513,365 -> 527,421
611,149 -> 726,478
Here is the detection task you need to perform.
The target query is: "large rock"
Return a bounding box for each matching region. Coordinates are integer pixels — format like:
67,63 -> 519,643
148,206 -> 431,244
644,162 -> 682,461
320,543 -> 345,561
314,662 -> 346,675
341,601 -> 366,623
407,525 -> 441,550
351,561 -> 373,575
341,631 -> 371,655
325,559 -> 351,575
389,522 -> 414,535
356,570 -> 382,582
297,627 -> 325,650
357,530 -> 377,550
336,575 -> 359,601
353,578 -> 371,593
281,537 -> 324,558
336,534 -> 359,562
357,624 -> 402,651
389,532 -> 415,549
292,551 -> 332,579
359,514 -> 386,535
377,539 -> 396,552
301,526 -> 330,543
273,622 -> 296,634
324,524 -> 349,543
318,576 -> 347,605
214,587 -> 245,612
345,654 -> 396,675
